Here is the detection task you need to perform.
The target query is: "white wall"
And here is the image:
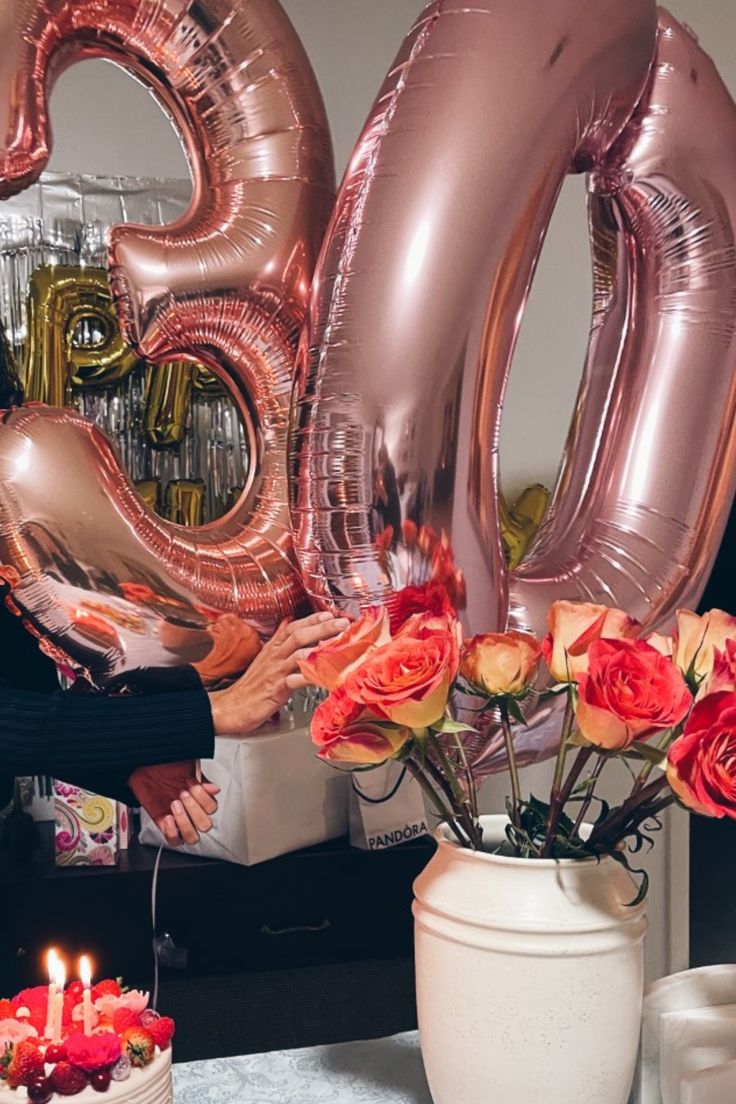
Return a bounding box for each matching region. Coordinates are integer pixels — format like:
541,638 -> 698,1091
43,2 -> 736,978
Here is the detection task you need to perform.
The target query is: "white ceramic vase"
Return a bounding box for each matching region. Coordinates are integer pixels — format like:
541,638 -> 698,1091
413,815 -> 647,1104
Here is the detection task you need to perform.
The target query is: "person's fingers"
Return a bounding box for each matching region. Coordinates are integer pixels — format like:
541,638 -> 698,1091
282,616 -> 350,655
285,672 -> 310,691
157,814 -> 182,848
201,779 -> 220,796
185,782 -> 218,816
179,790 -> 213,833
171,799 -> 200,845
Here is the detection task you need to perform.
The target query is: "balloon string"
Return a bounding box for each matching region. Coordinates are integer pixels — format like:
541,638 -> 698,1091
150,844 -> 163,1012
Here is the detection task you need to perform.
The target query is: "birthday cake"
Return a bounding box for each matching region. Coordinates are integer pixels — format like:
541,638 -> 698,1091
0,979 -> 173,1103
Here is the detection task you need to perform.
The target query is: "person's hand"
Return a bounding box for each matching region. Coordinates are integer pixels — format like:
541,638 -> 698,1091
208,610 -> 350,737
128,761 -> 220,847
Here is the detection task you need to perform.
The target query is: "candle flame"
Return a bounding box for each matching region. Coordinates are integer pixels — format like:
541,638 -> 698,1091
79,955 -> 92,989
46,947 -> 59,981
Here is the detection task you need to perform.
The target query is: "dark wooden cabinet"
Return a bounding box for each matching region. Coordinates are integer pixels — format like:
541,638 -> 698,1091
1,826 -> 434,1060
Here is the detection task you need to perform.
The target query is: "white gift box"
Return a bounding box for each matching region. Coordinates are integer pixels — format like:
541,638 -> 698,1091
139,712 -> 350,865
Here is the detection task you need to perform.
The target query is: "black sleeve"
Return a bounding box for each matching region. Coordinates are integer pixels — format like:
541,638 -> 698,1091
0,670 -> 215,780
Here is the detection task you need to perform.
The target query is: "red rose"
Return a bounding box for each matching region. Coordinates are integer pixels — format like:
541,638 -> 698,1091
667,692 -> 736,818
66,1031 -> 121,1072
344,612 -> 460,728
575,638 -> 692,750
388,582 -> 455,634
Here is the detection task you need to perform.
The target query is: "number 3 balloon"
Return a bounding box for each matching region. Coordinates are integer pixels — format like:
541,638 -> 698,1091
292,1 -> 736,771
0,0 -> 334,687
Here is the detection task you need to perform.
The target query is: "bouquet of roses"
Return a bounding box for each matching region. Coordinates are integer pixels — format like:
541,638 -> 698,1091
299,599 -> 736,894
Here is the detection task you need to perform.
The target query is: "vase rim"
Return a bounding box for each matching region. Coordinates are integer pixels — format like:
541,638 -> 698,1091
435,813 -> 616,868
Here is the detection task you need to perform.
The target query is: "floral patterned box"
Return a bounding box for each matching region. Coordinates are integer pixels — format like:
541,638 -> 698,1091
53,782 -> 127,866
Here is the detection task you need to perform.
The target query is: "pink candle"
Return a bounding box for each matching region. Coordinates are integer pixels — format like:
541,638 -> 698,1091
52,961 -> 66,1044
79,956 -> 93,1036
44,948 -> 59,1040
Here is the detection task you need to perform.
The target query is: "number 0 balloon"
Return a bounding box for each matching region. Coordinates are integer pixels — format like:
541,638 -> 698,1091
292,1 -> 736,771
0,0 -> 334,687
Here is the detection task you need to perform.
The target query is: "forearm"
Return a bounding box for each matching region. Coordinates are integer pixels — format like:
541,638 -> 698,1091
0,682 -> 215,778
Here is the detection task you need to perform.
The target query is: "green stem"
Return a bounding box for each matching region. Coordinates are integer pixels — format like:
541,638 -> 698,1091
423,745 -> 482,849
571,754 -> 607,839
406,758 -> 466,847
499,700 -> 522,829
540,689 -> 576,857
631,726 -> 681,797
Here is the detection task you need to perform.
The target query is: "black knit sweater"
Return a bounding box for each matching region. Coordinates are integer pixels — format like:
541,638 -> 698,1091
0,607 -> 215,809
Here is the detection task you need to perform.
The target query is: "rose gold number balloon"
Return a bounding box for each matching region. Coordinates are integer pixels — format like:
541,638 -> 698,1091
292,2 -> 736,770
0,0 -> 334,687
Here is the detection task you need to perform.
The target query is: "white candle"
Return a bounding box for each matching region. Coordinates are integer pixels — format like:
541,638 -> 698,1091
52,961 -> 65,1044
79,956 -> 93,1036
44,949 -> 59,1040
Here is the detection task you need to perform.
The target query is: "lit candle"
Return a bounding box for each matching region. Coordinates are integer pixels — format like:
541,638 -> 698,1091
44,948 -> 59,1040
79,956 -> 93,1036
52,960 -> 66,1044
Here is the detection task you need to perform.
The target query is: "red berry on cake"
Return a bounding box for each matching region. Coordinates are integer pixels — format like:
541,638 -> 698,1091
66,981 -> 85,1004
139,1009 -> 159,1028
0,1000 -> 14,1020
91,980 -> 121,1003
27,1077 -> 53,1104
45,1042 -> 68,1064
119,1027 -> 155,1068
148,1017 -> 175,1050
50,1061 -> 88,1096
112,1007 -> 141,1034
7,1039 -> 45,1087
90,1069 -> 112,1093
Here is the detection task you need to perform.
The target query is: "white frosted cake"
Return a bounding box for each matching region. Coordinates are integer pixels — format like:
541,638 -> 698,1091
0,980 -> 173,1103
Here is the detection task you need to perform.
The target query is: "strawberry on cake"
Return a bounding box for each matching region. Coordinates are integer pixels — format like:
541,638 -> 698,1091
0,980 -> 173,1103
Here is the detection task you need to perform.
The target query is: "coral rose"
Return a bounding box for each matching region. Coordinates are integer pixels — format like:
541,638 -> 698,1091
706,639 -> 736,697
461,631 -> 541,697
542,600 -> 640,683
674,609 -> 736,691
311,687 -> 364,749
344,612 -> 459,728
66,1031 -> 121,1072
299,607 -> 390,691
575,638 -> 692,750
319,720 -> 411,765
667,691 -> 736,818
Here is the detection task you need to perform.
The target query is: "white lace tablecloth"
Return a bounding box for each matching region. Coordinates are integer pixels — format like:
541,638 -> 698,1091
173,1032 -> 431,1103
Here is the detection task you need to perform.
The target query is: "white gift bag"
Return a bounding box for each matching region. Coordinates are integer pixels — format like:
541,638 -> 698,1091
139,712 -> 349,865
349,761 -> 429,851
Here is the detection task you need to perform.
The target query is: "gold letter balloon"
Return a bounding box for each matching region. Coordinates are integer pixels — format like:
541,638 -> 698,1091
292,2 -> 736,772
0,0 -> 334,687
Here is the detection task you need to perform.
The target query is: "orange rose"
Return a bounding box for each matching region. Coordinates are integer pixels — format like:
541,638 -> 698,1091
705,639 -> 736,696
575,638 -> 692,750
461,631 -> 541,697
192,613 -> 261,683
667,692 -> 736,818
298,606 -> 390,691
646,632 -> 674,657
311,689 -> 410,764
542,600 -> 640,683
344,612 -> 460,728
674,608 -> 736,690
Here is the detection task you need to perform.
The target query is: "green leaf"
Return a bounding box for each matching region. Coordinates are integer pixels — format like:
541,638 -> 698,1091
609,848 -> 649,907
505,697 -> 529,727
626,741 -> 668,770
432,717 -> 478,735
